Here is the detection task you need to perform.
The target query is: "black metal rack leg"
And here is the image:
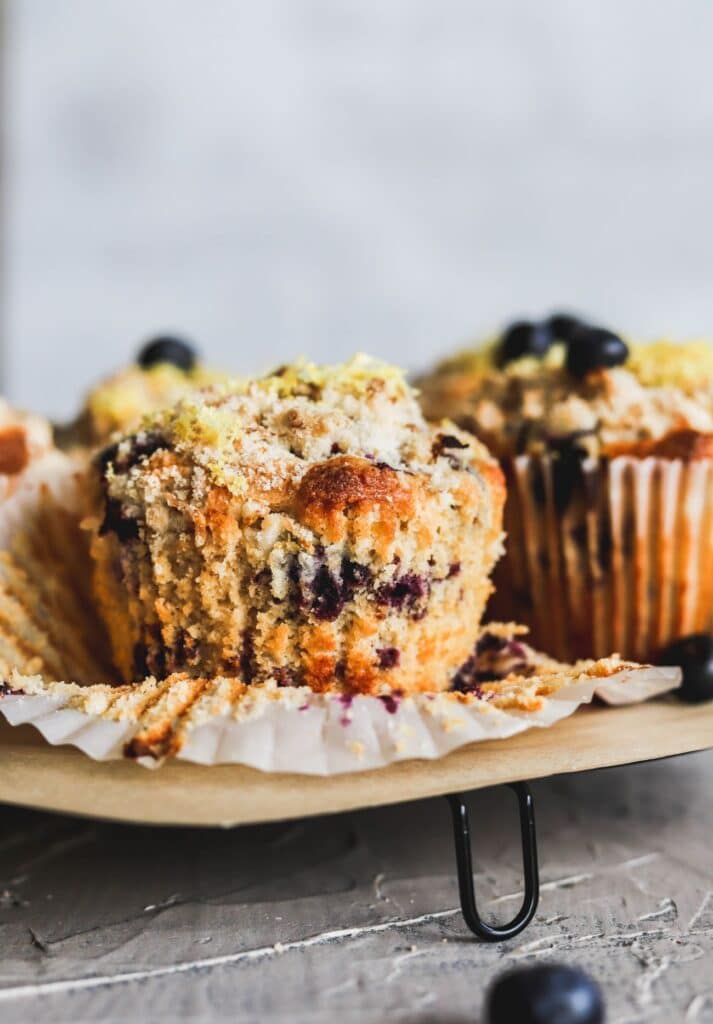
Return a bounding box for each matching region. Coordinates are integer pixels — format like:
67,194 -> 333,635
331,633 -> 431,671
446,782 -> 539,941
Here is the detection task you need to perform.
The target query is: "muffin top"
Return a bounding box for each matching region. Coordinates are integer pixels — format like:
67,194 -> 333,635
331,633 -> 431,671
106,352 -> 495,491
419,316 -> 713,460
103,353 -> 500,506
62,335 -> 228,447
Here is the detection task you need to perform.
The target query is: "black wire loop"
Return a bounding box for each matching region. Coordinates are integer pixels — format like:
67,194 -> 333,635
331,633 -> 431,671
446,782 -> 539,941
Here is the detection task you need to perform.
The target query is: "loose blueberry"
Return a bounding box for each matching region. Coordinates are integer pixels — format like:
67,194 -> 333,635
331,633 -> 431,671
659,633 -> 713,704
565,326 -> 628,378
496,320 -> 552,367
137,335 -> 197,372
547,312 -> 584,341
486,963 -> 604,1024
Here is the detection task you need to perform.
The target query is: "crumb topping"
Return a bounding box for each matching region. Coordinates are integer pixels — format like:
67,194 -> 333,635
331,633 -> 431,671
420,338 -> 713,459
121,353 -> 490,498
85,363 -> 230,441
626,339 -> 713,394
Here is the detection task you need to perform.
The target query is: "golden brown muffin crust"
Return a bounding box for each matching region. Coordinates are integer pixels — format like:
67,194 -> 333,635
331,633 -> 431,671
604,429 -> 713,461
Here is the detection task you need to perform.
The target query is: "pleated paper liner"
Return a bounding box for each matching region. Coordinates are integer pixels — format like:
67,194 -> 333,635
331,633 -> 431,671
0,451 -> 680,772
0,651 -> 680,772
0,451 -> 116,687
490,454 -> 713,663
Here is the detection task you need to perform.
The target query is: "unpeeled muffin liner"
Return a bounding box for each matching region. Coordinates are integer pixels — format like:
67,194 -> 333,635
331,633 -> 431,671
491,453 -> 713,664
0,452 -> 681,773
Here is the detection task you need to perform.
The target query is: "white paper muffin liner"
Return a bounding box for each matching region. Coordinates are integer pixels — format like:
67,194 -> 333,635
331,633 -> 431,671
0,449 -> 681,774
491,453 -> 713,663
0,664 -> 680,772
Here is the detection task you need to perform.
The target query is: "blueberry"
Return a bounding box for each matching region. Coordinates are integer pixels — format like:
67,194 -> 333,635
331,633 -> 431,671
565,326 -> 628,378
376,573 -> 430,619
547,312 -> 584,341
486,963 -> 604,1024
97,432 -> 169,477
376,647 -> 400,669
432,434 -> 469,459
659,633 -> 713,703
99,497 -> 140,541
137,335 -> 197,372
496,320 -> 552,367
310,565 -> 344,621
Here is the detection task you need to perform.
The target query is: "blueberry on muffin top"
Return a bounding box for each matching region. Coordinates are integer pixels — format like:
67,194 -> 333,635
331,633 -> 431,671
419,317 -> 713,460
137,335 -> 197,372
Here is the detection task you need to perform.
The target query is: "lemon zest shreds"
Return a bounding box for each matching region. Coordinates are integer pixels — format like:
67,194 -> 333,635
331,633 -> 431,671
627,339 -> 713,392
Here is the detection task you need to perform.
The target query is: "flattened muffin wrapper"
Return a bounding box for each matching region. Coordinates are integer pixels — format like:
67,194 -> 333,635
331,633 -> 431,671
0,665 -> 680,772
492,454 -> 713,663
0,452 -> 681,773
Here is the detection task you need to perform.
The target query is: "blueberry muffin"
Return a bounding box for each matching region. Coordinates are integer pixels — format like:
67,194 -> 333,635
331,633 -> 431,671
419,316 -> 713,661
58,335 -> 227,448
88,355 -> 505,693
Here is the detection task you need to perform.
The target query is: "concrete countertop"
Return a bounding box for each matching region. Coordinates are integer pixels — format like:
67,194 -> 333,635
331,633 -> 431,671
1,749 -> 712,1022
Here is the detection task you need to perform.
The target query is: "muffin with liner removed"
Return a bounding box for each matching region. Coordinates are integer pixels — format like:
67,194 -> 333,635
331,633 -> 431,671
87,354 -> 505,694
419,323 -> 713,662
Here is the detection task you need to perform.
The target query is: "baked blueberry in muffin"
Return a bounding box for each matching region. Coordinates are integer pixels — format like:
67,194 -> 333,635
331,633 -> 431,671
88,355 -> 505,693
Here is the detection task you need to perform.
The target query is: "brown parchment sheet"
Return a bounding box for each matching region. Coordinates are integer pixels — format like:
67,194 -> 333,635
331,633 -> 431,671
1,700 -> 711,827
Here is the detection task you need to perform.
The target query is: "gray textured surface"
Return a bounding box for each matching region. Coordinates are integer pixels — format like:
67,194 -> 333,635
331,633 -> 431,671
7,1 -> 713,416
1,750 -> 712,1022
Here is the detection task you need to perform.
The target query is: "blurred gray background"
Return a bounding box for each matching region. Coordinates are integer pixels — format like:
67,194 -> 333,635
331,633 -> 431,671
5,0 -> 713,418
